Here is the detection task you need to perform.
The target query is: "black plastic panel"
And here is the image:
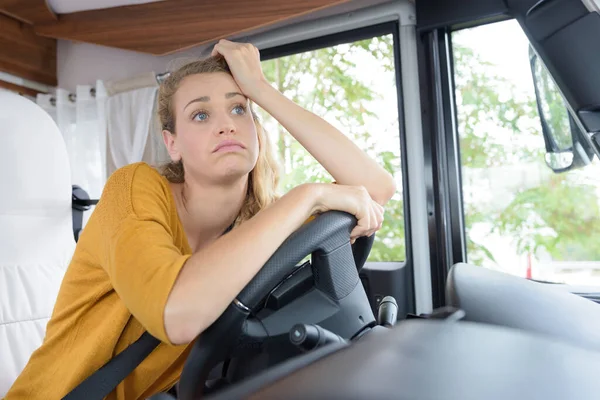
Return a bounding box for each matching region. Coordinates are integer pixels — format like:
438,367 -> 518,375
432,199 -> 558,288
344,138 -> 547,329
580,110 -> 600,133
525,0 -> 588,41
416,0 -> 509,32
312,241 -> 359,301
209,342 -> 348,400
506,0 -> 548,15
207,320 -> 600,400
265,261 -> 313,311
540,12 -> 600,113
360,262 -> 412,319
255,281 -> 375,339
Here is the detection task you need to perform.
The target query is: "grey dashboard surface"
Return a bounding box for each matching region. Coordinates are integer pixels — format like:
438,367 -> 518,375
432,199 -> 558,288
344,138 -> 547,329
209,319 -> 600,400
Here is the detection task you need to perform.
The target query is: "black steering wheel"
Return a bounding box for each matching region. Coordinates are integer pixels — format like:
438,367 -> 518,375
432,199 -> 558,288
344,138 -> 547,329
177,211 -> 374,400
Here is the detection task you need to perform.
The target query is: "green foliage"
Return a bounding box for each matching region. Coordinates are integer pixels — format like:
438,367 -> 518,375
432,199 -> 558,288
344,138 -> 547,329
453,46 -> 542,167
453,36 -> 600,266
494,174 -> 600,261
257,28 -> 599,268
259,34 -> 405,262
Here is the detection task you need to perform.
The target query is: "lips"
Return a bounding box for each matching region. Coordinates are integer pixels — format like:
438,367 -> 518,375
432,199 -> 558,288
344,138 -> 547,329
213,139 -> 246,153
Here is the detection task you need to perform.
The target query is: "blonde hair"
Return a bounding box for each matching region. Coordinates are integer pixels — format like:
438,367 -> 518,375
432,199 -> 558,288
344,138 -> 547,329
157,56 -> 280,227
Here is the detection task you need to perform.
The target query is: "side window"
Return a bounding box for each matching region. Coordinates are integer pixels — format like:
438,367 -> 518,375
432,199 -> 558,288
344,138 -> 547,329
258,32 -> 405,262
452,20 -> 600,286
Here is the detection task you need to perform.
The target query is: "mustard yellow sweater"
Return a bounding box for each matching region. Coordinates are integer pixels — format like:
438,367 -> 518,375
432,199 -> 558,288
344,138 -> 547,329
5,162 -> 195,400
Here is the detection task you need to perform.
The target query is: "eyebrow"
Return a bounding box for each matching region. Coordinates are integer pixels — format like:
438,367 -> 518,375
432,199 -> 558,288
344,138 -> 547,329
184,92 -> 246,111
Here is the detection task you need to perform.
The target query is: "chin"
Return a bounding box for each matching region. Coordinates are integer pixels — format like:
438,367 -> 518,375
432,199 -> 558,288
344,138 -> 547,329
215,162 -> 254,183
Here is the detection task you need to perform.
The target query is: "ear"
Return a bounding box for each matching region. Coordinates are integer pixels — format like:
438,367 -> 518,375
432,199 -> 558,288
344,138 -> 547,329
162,129 -> 182,162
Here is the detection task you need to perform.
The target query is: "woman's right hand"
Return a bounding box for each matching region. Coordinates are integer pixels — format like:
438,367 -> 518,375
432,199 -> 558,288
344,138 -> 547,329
302,183 -> 385,243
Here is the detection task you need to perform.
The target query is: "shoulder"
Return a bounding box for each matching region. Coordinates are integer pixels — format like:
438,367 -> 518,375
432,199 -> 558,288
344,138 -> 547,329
99,162 -> 173,220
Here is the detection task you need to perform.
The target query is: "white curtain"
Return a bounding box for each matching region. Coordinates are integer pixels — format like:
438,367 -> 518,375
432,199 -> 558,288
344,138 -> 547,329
36,82 -> 107,200
104,72 -> 170,176
35,74 -> 169,230
37,82 -> 107,228
106,86 -> 157,169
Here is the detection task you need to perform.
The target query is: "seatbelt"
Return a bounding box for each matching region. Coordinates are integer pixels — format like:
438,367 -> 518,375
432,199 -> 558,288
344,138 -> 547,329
62,222 -> 236,399
72,185 -> 99,242
63,331 -> 160,400
65,187 -> 160,399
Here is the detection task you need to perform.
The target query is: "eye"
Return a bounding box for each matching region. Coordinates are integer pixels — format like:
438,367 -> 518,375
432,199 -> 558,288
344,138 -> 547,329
232,104 -> 246,115
192,111 -> 208,122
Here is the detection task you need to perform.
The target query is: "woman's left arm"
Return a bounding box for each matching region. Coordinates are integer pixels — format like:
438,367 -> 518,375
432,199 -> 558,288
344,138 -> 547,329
212,40 -> 397,206
252,82 -> 396,205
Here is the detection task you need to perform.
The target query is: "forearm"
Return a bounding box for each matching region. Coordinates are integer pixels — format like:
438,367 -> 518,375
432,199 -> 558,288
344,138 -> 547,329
164,184 -> 317,345
252,81 -> 396,205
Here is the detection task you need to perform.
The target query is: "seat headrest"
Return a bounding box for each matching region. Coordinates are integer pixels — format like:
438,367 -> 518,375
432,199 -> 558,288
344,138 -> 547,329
0,91 -> 75,397
0,91 -> 72,214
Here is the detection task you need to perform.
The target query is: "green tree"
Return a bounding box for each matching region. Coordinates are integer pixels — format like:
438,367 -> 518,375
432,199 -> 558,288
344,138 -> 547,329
258,35 -> 405,262
453,36 -> 600,267
255,28 -> 600,268
495,173 -> 600,261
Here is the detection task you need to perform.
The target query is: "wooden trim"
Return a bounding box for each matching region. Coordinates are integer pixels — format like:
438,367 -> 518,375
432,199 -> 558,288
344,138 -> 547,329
0,13 -> 56,86
0,0 -> 57,25
0,10 -> 55,50
0,79 -> 45,97
0,60 -> 56,87
34,0 -> 350,55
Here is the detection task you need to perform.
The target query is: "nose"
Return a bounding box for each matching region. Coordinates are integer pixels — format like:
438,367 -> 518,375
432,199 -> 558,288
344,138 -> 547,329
217,114 -> 236,135
219,126 -> 235,135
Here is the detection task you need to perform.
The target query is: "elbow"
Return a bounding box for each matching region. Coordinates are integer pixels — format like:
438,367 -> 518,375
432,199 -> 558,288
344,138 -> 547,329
164,319 -> 194,346
373,174 -> 397,206
164,305 -> 194,345
164,297 -> 212,346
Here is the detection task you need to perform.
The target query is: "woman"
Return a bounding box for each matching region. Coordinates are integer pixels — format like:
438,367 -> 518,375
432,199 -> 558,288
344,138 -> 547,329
5,40 -> 396,400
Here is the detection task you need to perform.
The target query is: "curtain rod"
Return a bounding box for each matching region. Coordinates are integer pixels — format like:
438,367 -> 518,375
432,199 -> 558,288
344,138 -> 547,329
49,87 -> 97,106
46,71 -> 169,106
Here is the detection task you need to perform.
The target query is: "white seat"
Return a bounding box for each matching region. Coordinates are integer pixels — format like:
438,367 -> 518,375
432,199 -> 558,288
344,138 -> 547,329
0,91 -> 75,396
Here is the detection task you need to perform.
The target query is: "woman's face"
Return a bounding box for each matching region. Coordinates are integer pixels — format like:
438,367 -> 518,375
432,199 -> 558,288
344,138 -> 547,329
164,72 -> 259,185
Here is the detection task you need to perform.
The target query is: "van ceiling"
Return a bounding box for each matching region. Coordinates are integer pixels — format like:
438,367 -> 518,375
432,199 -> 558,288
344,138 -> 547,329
0,0 -> 370,55
0,0 -> 391,93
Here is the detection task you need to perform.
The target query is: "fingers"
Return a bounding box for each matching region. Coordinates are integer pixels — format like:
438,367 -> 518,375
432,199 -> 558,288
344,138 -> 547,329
211,41 -> 231,57
373,201 -> 384,232
365,201 -> 384,237
367,203 -> 378,237
211,41 -> 219,56
211,39 -> 257,57
209,39 -> 264,99
319,184 -> 385,245
210,39 -> 227,57
350,199 -> 385,244
350,208 -> 370,243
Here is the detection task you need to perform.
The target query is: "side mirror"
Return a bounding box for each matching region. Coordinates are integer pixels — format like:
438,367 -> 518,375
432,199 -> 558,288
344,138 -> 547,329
528,45 -> 595,173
